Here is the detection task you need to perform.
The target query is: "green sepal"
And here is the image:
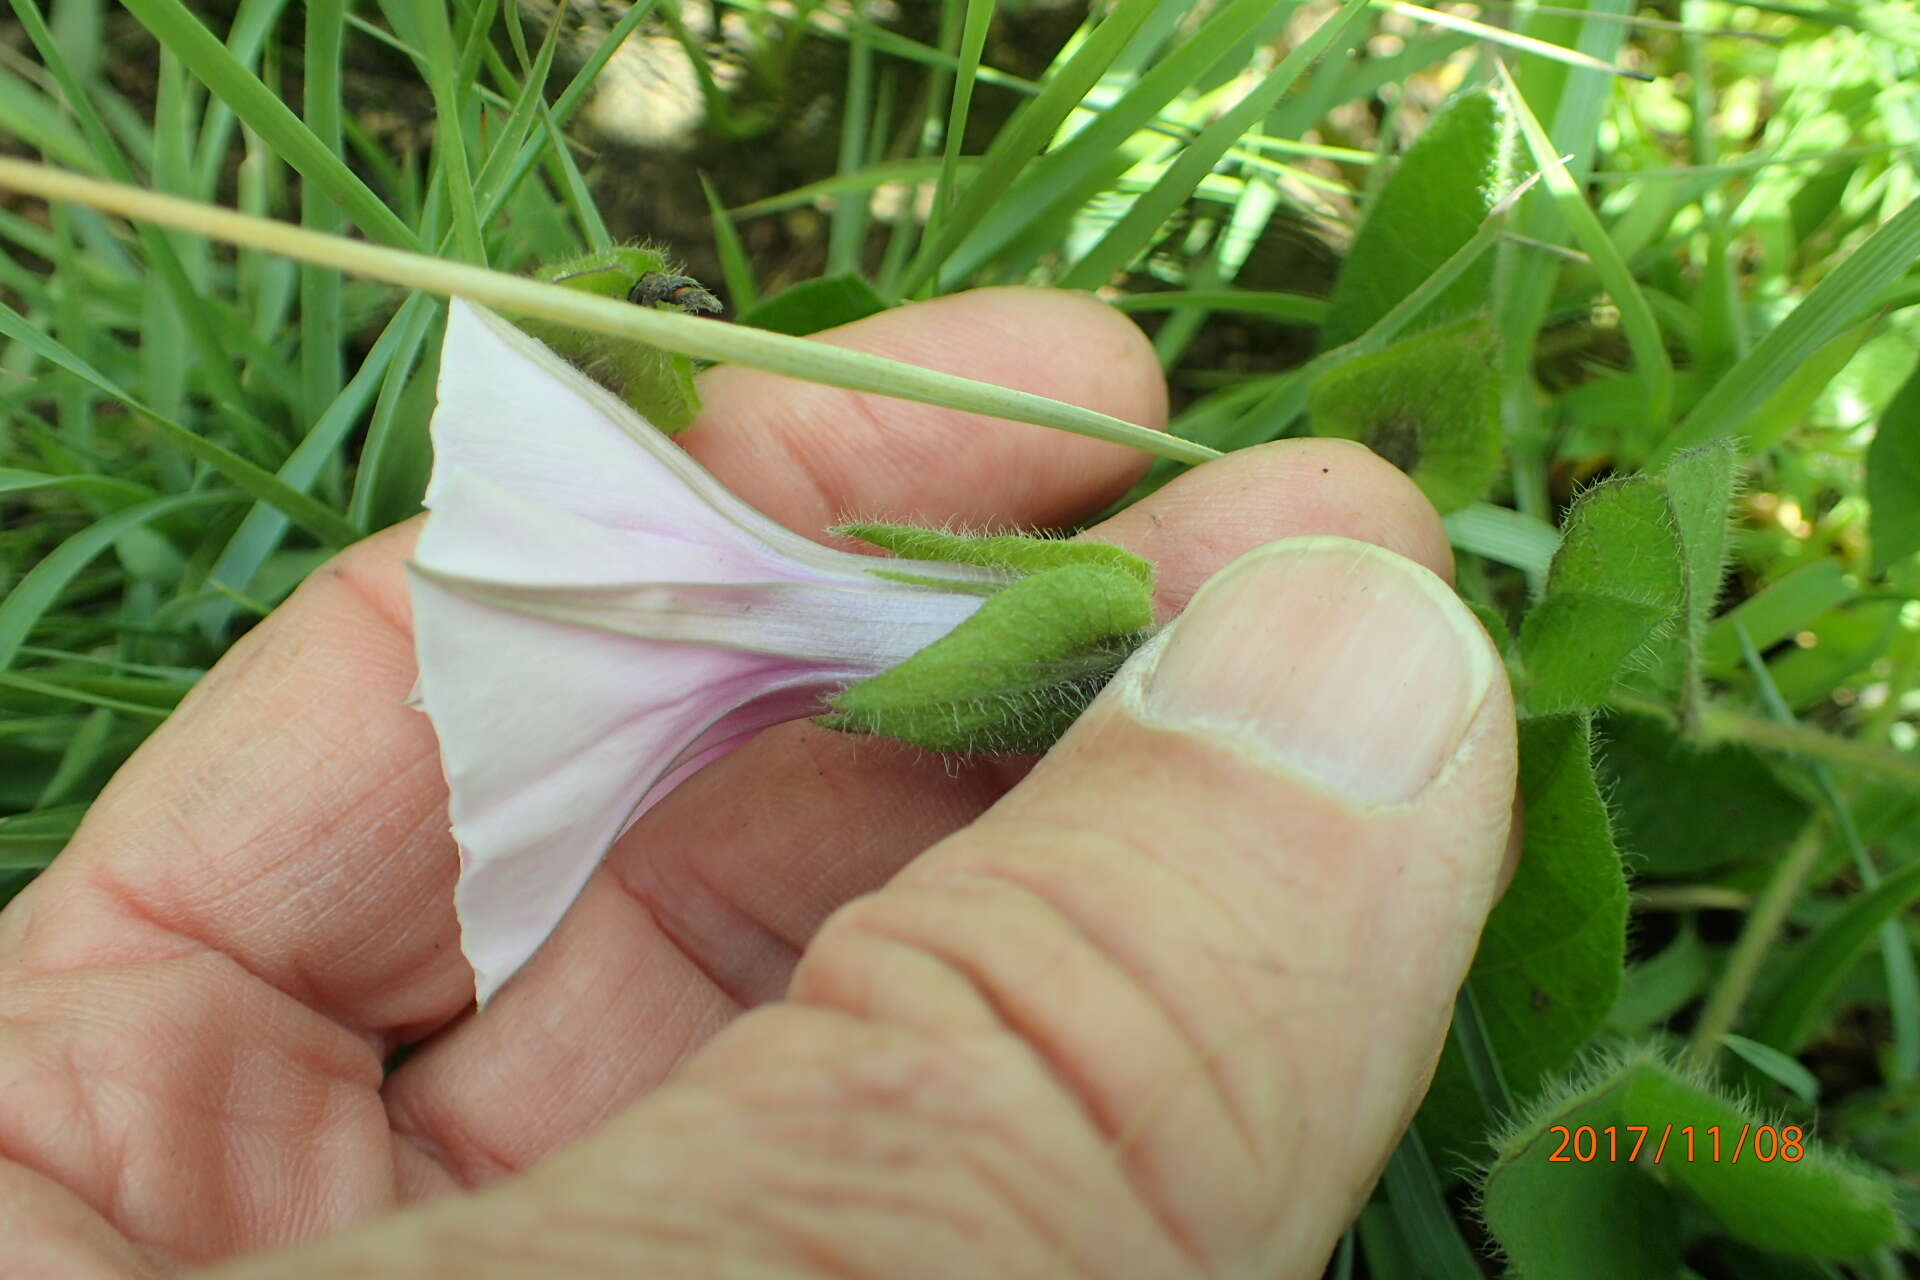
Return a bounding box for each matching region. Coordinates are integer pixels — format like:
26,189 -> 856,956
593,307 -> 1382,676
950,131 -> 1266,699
819,562 -> 1155,754
517,245 -> 719,434
836,522 -> 1154,589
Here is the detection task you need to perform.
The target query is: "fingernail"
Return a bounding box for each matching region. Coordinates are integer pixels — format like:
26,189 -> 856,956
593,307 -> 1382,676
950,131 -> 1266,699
1136,537 -> 1496,805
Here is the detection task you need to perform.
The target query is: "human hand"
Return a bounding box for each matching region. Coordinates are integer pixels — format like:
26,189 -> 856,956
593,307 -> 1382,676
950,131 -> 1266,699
0,288 -> 1515,1278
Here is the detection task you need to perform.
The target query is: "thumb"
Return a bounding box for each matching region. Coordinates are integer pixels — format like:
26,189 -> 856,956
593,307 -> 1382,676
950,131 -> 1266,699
782,533 -> 1519,1274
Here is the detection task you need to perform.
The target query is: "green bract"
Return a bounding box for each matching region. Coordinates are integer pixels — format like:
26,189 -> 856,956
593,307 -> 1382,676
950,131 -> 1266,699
819,524 -> 1157,754
517,245 -> 720,433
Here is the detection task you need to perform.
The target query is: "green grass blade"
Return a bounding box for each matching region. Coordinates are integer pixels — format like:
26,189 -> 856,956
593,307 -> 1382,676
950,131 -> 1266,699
731,159 -> 978,219
344,296 -> 439,530
1110,290 -> 1328,325
827,25 -> 875,277
1060,0 -> 1373,291
0,158 -> 1212,465
302,0 -> 347,414
119,0 -> 418,248
925,0 -> 1296,291
11,0 -> 260,415
384,1 -> 484,263
1496,60 -> 1673,430
701,173 -> 759,313
926,0 -> 996,255
0,299 -> 362,547
208,303 -> 417,609
1746,860 -> 1920,1056
1377,0 -> 1651,80
0,492 -> 228,669
1652,195 -> 1920,464
1381,1125 -> 1485,1280
895,0 -> 1163,295
1443,502 -> 1561,577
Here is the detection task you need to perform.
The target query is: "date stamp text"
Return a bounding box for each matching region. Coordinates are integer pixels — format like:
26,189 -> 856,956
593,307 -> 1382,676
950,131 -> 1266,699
1546,1124 -> 1805,1164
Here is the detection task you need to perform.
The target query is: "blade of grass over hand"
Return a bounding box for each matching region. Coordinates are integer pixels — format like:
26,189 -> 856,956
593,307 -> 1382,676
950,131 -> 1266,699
0,160 -> 1212,465
896,0 -> 1161,296
0,493 -> 229,670
1061,0 -> 1372,291
1496,61 -> 1672,428
119,0 -> 417,248
0,299 -> 362,547
1376,0 -> 1652,80
1651,196 -> 1920,465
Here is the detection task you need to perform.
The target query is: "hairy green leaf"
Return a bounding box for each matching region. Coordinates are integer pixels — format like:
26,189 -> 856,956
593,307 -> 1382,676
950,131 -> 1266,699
1422,715 -> 1626,1159
1867,355 -> 1920,574
1597,709 -> 1809,876
1518,477 -> 1684,714
1308,321 -> 1502,514
735,275 -> 890,336
1322,88 -> 1511,349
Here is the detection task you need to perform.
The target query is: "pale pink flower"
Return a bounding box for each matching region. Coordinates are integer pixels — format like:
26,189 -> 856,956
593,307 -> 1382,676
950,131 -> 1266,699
410,301 -> 1008,1003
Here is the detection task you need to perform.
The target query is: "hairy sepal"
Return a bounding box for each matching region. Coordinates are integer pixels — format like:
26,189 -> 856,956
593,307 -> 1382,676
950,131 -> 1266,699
820,561 -> 1155,754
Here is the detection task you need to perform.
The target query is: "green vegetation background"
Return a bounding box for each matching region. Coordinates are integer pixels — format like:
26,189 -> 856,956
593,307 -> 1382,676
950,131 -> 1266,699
2,0 -> 1918,1273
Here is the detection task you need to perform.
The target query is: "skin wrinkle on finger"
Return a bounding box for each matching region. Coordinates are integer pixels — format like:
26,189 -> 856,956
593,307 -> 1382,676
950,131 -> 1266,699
658,1008 -> 1203,1280
802,879 -> 1233,1272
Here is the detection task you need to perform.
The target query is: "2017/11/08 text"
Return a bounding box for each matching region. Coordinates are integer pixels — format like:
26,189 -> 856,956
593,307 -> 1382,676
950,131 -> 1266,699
1547,1124 -> 1805,1163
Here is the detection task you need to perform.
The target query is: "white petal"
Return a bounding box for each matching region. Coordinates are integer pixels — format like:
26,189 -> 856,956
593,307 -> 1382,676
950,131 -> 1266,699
436,301 -> 1005,590
414,565 -> 881,1005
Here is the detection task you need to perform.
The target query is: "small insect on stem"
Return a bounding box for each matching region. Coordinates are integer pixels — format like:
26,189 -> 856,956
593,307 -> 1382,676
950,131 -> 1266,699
630,273 -> 725,316
547,264 -> 725,316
